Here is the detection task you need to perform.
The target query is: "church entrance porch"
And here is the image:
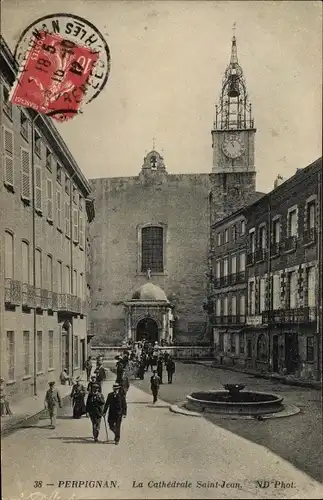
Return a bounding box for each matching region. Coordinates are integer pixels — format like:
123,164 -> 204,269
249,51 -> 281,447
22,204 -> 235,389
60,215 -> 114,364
136,318 -> 159,343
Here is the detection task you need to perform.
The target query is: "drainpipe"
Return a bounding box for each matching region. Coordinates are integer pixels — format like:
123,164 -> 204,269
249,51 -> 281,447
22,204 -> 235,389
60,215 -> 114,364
31,114 -> 39,396
317,169 -> 322,382
69,171 -> 77,377
267,196 -> 272,371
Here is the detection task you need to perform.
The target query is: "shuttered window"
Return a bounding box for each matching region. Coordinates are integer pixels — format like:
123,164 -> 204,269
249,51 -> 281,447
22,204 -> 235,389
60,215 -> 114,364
73,207 -> 79,243
79,212 -> 84,248
7,331 -> 15,381
216,298 -> 221,316
21,148 -> 31,201
3,127 -> 14,188
23,331 -> 30,376
47,179 -> 53,221
65,200 -> 70,236
259,278 -> 266,313
22,240 -> 30,284
56,189 -> 62,229
307,267 -> 316,307
48,330 -> 54,369
231,295 -> 237,316
35,165 -> 42,212
5,231 -> 14,279
35,249 -> 42,288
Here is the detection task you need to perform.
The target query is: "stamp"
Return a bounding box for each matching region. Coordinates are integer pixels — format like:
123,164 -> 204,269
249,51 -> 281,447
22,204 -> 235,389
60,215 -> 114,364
11,13 -> 110,121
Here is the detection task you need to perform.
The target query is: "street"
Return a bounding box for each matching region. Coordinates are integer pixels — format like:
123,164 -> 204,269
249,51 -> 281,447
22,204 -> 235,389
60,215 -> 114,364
1,363 -> 323,500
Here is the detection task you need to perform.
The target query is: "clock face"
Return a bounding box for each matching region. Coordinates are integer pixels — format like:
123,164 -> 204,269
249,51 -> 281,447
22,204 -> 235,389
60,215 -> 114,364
222,136 -> 245,159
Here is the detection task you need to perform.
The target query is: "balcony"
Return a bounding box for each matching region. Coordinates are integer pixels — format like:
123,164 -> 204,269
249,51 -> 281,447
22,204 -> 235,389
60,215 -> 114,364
255,248 -> 266,263
5,278 -> 22,306
22,283 -> 36,308
283,235 -> 297,253
303,228 -> 316,247
229,273 -> 237,285
270,242 -> 280,258
237,271 -> 246,283
262,307 -> 317,324
246,252 -> 255,266
212,315 -> 246,326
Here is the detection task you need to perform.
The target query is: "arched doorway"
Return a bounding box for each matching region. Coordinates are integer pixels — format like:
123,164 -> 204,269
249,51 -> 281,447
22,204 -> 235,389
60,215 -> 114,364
136,318 -> 159,342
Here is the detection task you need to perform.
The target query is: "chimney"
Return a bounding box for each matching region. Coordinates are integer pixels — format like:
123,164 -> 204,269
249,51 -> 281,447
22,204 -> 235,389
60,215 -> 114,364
274,174 -> 284,189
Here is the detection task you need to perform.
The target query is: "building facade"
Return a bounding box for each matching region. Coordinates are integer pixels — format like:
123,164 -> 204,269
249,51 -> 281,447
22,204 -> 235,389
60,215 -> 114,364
0,38 -> 95,402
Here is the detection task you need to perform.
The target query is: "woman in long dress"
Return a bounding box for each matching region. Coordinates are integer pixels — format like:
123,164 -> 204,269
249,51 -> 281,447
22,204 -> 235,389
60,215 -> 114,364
70,377 -> 86,418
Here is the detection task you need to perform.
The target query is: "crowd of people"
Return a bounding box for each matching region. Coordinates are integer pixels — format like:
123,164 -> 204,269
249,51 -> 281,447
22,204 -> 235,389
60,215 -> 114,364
44,340 -> 176,444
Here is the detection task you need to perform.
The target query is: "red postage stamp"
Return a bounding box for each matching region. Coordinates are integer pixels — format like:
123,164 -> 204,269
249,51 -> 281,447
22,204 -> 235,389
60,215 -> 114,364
10,31 -> 99,121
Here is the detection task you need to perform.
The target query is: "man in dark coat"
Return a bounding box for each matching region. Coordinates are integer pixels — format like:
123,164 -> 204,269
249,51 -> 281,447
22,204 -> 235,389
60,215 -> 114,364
86,383 -> 105,442
44,381 -> 62,429
157,356 -> 164,384
103,384 -> 127,445
150,370 -> 160,404
137,356 -> 146,380
116,360 -> 124,385
166,356 -> 176,384
85,356 -> 93,381
94,360 -> 106,392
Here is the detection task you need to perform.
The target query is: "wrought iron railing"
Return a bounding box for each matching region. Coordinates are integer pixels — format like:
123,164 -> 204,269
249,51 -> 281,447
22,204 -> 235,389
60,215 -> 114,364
303,228 -> 316,246
283,235 -> 297,252
212,315 -> 246,325
262,307 -> 317,324
5,278 -> 22,305
237,271 -> 246,283
270,242 -> 280,257
22,283 -> 36,308
246,252 -> 255,266
255,248 -> 266,263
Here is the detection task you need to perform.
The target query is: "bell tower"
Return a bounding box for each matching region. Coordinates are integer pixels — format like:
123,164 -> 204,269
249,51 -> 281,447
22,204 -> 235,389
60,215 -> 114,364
210,27 -> 257,220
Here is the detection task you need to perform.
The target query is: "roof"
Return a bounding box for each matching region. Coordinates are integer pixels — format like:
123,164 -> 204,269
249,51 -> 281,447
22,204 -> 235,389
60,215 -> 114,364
131,283 -> 168,301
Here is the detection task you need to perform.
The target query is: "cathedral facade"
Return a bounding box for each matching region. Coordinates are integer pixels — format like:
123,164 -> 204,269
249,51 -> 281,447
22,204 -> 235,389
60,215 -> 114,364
89,34 -> 262,346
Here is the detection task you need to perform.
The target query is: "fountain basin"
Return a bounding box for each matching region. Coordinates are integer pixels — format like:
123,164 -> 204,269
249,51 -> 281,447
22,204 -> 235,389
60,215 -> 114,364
186,390 -> 284,416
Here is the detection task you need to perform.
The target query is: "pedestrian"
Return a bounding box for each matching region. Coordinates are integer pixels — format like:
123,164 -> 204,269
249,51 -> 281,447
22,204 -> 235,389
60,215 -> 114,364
85,356 -> 93,381
103,383 -> 127,445
59,369 -> 69,385
86,383 -> 105,442
70,377 -> 86,418
87,375 -> 97,393
163,350 -> 170,365
157,356 -> 164,384
0,378 -> 12,416
116,360 -> 124,385
150,370 -> 160,404
94,359 -> 106,392
44,381 -> 62,429
138,356 -> 146,380
120,370 -> 130,395
166,356 -> 176,384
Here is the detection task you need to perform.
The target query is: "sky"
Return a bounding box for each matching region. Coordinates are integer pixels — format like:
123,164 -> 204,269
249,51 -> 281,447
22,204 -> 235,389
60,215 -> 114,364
2,0 -> 322,193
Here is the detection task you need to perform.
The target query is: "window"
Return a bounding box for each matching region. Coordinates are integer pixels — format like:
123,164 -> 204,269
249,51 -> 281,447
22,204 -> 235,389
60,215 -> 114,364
65,200 -> 71,237
239,295 -> 245,317
45,148 -> 52,171
22,240 -> 30,284
216,233 -> 221,246
73,269 -> 77,296
307,267 -> 316,307
257,334 -> 268,362
47,255 -> 53,292
34,130 -> 41,157
223,297 -> 228,317
57,261 -> 63,293
239,252 -> 246,271
273,219 -> 280,244
306,337 -> 314,362
258,226 -> 266,249
224,229 -> 229,243
79,211 -> 84,248
249,281 -> 255,315
231,255 -> 237,275
35,165 -> 42,212
232,225 -> 237,242
21,148 -> 31,201
2,84 -> 12,118
216,298 -> 221,317
223,258 -> 228,277
141,226 -> 164,272
65,175 -> 70,195
249,230 -> 255,253
230,334 -> 236,353
37,331 -> 43,372
272,274 -> 281,310
65,265 -> 71,294
79,273 -> 84,299
56,189 -> 62,229
3,127 -> 14,188
307,201 -> 316,229
288,271 -> 297,309
219,332 -> 224,351
288,209 -> 297,237
5,231 -> 14,279
73,207 -> 79,243
47,179 -> 53,221
150,155 -> 157,169
241,220 -> 246,235
239,333 -> 245,354
259,278 -> 266,313
72,186 -> 78,204
216,260 -> 221,278
48,330 -> 54,369
23,331 -> 30,376
56,164 -> 62,184
35,249 -> 42,288
7,331 -> 15,381
74,336 -> 79,367
20,111 -> 29,140
231,295 -> 237,316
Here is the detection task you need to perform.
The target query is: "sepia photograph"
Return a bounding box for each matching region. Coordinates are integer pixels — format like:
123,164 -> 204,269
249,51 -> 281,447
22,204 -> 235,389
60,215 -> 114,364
0,1 -> 322,499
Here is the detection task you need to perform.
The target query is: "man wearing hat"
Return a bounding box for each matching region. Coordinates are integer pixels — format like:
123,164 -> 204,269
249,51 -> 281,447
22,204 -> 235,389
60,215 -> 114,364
87,375 -> 97,393
86,383 -> 105,442
94,359 -> 106,392
150,370 -> 160,404
44,381 -> 62,429
103,383 -> 127,445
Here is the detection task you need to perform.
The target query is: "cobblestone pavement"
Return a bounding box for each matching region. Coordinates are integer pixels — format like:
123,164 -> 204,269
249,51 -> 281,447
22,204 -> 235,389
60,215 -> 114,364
127,361 -> 323,484
2,376 -> 323,500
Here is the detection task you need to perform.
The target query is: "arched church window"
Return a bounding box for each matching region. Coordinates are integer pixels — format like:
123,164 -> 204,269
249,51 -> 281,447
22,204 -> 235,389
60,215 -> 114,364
257,334 -> 268,362
150,156 -> 157,169
141,226 -> 163,272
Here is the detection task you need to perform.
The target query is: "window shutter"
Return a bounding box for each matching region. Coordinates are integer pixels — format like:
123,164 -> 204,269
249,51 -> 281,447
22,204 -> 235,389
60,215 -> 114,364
73,207 -> 79,243
65,200 -> 70,236
21,148 -> 31,201
79,212 -> 84,247
3,127 -> 14,187
35,165 -> 42,212
47,179 -> 53,220
56,190 -> 61,228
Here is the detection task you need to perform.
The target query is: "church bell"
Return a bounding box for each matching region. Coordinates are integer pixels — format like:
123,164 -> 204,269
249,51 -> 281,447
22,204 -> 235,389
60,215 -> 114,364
228,75 -> 240,97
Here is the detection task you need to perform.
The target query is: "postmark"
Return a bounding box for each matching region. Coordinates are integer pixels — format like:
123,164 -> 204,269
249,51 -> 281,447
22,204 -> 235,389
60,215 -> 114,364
11,13 -> 110,121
